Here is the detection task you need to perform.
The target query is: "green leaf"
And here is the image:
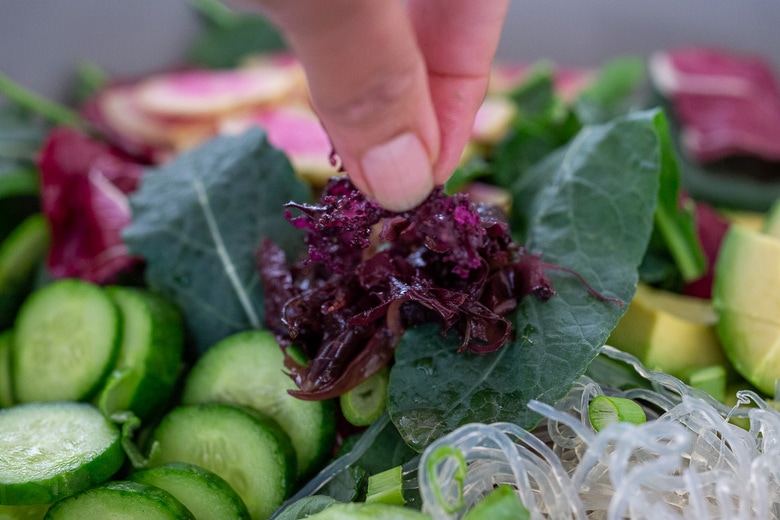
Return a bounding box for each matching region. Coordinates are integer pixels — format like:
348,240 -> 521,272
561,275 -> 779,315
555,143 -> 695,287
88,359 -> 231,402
651,111 -> 706,282
0,71 -> 84,129
491,65 -> 580,189
69,61 -> 110,104
573,56 -> 647,125
187,2 -> 287,69
123,129 -> 309,352
388,110 -> 662,450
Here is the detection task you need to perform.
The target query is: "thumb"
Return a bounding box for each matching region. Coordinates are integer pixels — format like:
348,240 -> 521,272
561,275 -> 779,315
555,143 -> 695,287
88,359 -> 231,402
256,0 -> 439,211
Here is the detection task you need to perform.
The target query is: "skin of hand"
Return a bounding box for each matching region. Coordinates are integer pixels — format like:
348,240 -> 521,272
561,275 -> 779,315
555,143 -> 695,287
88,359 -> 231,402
254,0 -> 509,211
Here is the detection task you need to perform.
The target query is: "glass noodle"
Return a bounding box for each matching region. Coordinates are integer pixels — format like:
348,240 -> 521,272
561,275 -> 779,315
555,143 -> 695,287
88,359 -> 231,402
418,346 -> 780,519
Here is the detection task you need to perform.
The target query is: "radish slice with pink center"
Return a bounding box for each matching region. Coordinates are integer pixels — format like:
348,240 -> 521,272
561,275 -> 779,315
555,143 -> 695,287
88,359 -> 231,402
471,96 -> 516,145
220,106 -> 339,186
92,84 -> 216,160
241,52 -> 309,102
136,66 -> 296,117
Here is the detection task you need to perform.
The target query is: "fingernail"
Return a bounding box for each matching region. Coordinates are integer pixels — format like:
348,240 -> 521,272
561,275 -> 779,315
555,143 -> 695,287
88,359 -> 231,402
361,132 -> 434,211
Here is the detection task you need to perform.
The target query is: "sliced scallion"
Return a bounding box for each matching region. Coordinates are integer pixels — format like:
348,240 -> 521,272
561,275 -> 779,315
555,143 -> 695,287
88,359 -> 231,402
588,395 -> 647,431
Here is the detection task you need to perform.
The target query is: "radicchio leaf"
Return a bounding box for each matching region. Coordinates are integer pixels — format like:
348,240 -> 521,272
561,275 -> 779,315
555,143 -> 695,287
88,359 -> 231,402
37,126 -> 144,283
651,46 -> 780,163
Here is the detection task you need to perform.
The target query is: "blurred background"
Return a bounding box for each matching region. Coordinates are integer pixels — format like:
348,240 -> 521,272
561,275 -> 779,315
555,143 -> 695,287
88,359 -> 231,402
1,0 -> 779,100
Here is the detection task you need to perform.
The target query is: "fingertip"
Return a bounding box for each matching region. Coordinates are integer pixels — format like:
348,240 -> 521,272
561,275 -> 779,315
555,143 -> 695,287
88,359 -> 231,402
359,132 -> 434,211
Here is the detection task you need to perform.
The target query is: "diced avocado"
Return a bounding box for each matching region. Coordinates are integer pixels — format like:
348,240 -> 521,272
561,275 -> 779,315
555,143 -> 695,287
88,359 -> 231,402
608,283 -> 727,378
718,208 -> 765,232
713,225 -> 780,396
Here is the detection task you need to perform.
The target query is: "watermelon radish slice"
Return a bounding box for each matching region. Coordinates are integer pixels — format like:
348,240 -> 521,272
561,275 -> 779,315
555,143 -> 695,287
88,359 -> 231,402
135,66 -> 297,117
220,106 -> 338,186
87,84 -> 216,161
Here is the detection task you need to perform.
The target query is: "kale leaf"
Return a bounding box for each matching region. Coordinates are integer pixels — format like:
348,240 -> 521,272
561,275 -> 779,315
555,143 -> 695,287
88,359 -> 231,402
387,110 -> 663,451
124,128 -> 309,352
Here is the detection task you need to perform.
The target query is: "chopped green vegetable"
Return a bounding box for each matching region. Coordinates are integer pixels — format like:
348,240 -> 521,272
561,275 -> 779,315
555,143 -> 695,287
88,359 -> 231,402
588,395 -> 647,431
365,465 -> 405,506
687,365 -> 728,402
341,367 -> 389,427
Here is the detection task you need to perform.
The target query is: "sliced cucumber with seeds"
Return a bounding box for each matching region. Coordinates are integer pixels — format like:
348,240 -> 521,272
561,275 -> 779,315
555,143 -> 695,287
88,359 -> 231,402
130,462 -> 250,520
96,286 -> 184,420
43,480 -> 194,519
0,402 -> 124,506
12,279 -> 120,403
181,330 -> 335,479
146,403 -> 296,520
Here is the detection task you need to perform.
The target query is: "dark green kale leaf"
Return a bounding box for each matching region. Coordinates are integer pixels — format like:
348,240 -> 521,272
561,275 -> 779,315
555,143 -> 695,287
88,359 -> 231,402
123,128 -> 309,352
387,110 -> 663,451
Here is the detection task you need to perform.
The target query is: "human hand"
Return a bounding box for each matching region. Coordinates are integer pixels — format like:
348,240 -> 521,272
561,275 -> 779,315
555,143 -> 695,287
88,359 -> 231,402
254,0 -> 508,211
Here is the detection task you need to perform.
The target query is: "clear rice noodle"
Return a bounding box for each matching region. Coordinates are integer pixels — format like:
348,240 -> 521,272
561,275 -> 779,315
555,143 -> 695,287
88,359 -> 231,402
418,345 -> 780,519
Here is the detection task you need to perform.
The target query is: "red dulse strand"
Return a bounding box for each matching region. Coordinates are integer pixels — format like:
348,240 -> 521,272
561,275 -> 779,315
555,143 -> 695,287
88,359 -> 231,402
258,177 -> 558,401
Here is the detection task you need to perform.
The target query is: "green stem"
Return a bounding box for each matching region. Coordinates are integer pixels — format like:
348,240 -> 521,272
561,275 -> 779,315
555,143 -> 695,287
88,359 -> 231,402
0,71 -> 85,130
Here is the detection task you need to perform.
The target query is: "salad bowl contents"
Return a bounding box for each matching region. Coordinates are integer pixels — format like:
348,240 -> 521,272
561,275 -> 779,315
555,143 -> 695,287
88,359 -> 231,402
3,4 -> 780,519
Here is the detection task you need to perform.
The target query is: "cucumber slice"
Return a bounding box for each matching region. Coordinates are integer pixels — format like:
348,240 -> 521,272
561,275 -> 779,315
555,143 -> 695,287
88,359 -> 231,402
0,331 -> 13,408
96,287 -> 184,419
12,279 -> 120,403
0,213 -> 49,330
0,402 -> 124,506
130,462 -> 250,520
147,404 -> 296,520
43,480 -> 194,519
181,330 -> 335,478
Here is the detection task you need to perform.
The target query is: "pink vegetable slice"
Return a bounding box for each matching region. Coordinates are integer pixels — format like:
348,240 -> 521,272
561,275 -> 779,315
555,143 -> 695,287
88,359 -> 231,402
135,65 -> 297,118
84,84 -> 215,162
38,127 -> 144,283
471,96 -> 516,145
650,47 -> 780,163
219,106 -> 338,186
